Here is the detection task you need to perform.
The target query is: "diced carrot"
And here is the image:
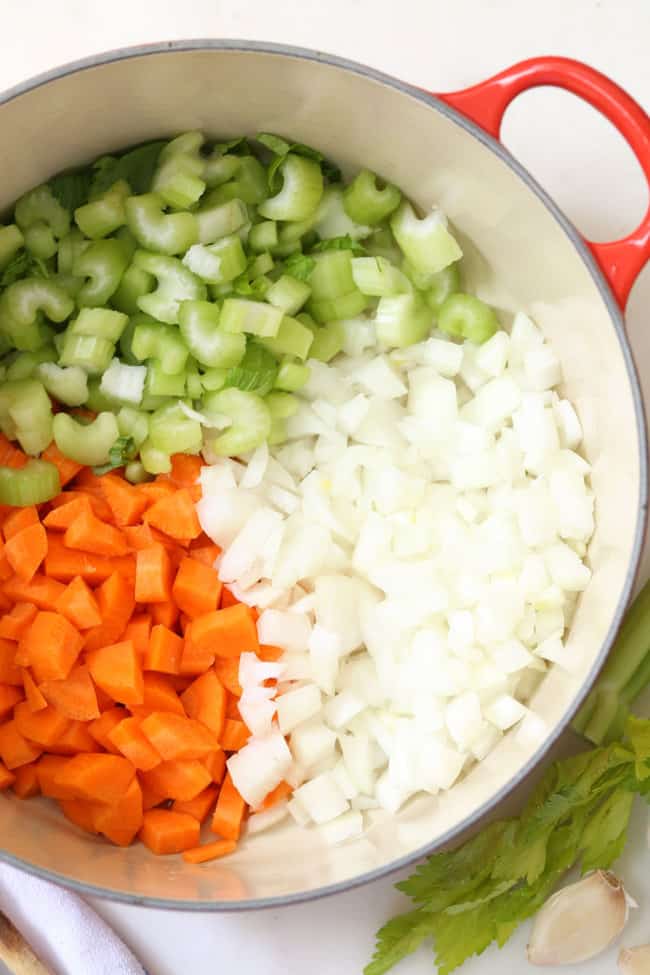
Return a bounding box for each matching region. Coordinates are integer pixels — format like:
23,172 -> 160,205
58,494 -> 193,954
164,454 -> 203,490
50,489 -> 113,522
141,759 -> 211,801
55,576 -> 102,630
173,785 -> 218,823
0,548 -> 13,583
100,474 -> 149,527
181,671 -> 227,740
54,753 -> 136,803
136,481 -> 176,506
4,522 -> 48,583
87,640 -> 143,707
0,720 -> 42,768
213,657 -> 242,697
188,604 -> 259,660
40,443 -> 83,487
39,664 -> 100,721
124,614 -> 152,659
0,602 -> 37,640
43,496 -> 92,530
221,719 -> 248,752
123,523 -> 156,550
178,639 -> 215,677
211,772 -> 246,841
48,720 -> 98,755
0,762 -> 16,790
172,557 -> 222,621
65,508 -> 129,557
0,434 -> 28,471
144,624 -> 183,675
88,707 -> 125,754
45,534 -> 135,584
83,572 -> 135,651
168,675 -> 193,693
12,762 -> 40,798
13,700 -> 71,747
0,683 -> 23,718
22,669 -> 47,711
141,782 -> 166,810
141,672 -> 185,716
0,638 -> 22,685
95,778 -> 143,846
189,541 -> 220,567
220,586 -> 239,609
3,573 -> 65,611
108,717 -> 161,772
261,780 -> 293,809
202,750 -> 226,785
135,544 -> 173,603
182,839 -> 237,864
139,808 -> 200,855
225,695 -> 242,720
23,611 -> 83,683
257,644 -> 284,662
149,601 -> 179,630
3,507 -> 39,542
144,489 -> 201,541
140,712 -> 220,762
60,798 -> 101,834
36,756 -> 77,799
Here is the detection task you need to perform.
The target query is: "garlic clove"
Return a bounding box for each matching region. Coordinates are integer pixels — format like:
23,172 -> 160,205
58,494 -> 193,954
619,945 -> 650,974
527,870 -> 632,966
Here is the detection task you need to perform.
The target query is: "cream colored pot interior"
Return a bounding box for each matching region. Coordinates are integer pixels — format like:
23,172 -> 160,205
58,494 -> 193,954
0,46 -> 644,906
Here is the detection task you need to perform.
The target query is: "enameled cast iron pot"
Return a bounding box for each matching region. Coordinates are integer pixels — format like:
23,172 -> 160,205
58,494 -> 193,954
0,41 -> 648,909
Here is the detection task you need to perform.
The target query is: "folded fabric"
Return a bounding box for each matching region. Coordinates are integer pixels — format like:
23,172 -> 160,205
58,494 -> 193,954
0,861 -> 146,975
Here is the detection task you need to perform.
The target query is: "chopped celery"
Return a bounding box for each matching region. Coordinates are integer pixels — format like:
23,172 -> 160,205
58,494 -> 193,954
133,251 -> 206,325
152,131 -> 206,209
390,201 -> 462,274
375,293 -> 432,348
351,256 -> 411,297
249,221 -> 278,252
200,368 -> 227,391
99,358 -> 146,406
145,360 -> 187,398
248,252 -> 274,278
124,460 -> 151,484
58,228 -> 89,274
59,332 -> 114,374
1,277 -> 73,330
258,154 -> 323,222
268,418 -> 288,445
307,250 -> 354,300
425,263 -> 462,311
313,185 -> 372,242
265,391 -> 299,420
53,411 -> 120,466
266,275 -> 311,315
37,362 -> 88,406
437,292 -> 499,344
125,193 -> 197,256
183,235 -> 247,284
221,342 -> 278,396
75,180 -> 129,239
203,388 -> 271,456
308,290 -> 368,323
306,321 -> 344,362
111,265 -> 155,315
85,378 -> 119,413
258,315 -> 313,361
0,459 -> 60,506
148,401 -> 202,454
274,358 -> 310,392
131,321 -> 189,374
220,298 -> 284,338
70,307 -> 128,341
0,379 -> 53,455
117,406 -> 149,447
186,364 -> 203,400
15,185 -> 70,240
0,225 -> 25,269
6,347 -> 57,381
139,440 -> 172,475
196,198 -> 249,245
206,156 -> 267,206
24,223 -> 57,260
178,300 -> 246,368
343,169 -> 401,225
73,239 -> 129,307
204,153 -> 240,188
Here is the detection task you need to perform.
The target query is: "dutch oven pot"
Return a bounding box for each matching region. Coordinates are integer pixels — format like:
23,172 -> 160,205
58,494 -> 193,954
0,41 -> 648,909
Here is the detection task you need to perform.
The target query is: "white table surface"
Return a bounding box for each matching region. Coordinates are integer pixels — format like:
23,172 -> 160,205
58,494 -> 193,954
3,1 -> 650,973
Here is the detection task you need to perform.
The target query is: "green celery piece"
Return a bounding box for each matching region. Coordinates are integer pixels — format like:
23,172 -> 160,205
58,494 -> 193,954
424,263 -> 461,310
148,401 -> 202,454
248,221 -> 278,252
37,362 -> 88,407
183,236 -> 247,285
343,168 -> 401,226
93,435 -> 138,475
258,315 -> 313,361
152,131 -> 206,210
24,224 -> 57,260
125,192 -> 198,256
203,388 -> 271,456
437,293 -> 498,345
220,298 -> 284,338
57,228 -> 89,275
351,256 -> 411,297
308,250 -> 355,299
0,277 -> 73,331
0,459 -> 60,506
266,274 -> 311,315
178,300 -> 245,369
59,332 -> 114,375
70,307 -> 128,341
145,360 -> 186,398
204,156 -> 267,206
375,293 -> 431,348
274,358 -> 310,392
203,153 -> 240,189
265,391 -> 298,420
133,251 -> 206,325
0,379 -> 53,455
391,200 -> 462,275
73,239 -> 129,307
258,154 -> 324,222
304,321 -> 344,363
281,252 -> 316,282
124,460 -> 151,484
5,347 -> 57,381
90,141 -> 167,198
111,265 -> 155,315
15,184 -> 70,239
74,179 -> 130,239
117,406 -> 149,447
139,439 -> 172,475
0,225 -> 25,269
196,198 -> 249,245
131,320 -> 189,374
53,411 -> 120,466
221,341 -> 278,396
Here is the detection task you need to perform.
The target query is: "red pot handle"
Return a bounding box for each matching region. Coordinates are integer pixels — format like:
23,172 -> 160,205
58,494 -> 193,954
436,57 -> 650,309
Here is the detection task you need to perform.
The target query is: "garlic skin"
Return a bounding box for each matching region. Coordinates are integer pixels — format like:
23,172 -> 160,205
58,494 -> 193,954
527,870 -> 632,966
619,945 -> 650,974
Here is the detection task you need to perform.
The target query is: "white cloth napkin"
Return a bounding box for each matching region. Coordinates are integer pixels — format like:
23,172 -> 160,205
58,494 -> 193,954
0,861 -> 146,975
